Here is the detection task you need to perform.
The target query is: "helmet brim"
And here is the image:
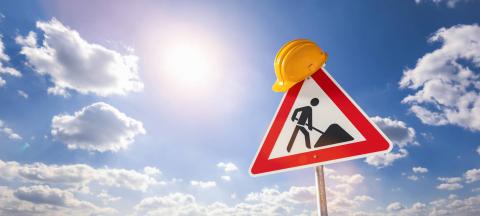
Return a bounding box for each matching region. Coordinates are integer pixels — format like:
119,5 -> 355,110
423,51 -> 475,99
272,79 -> 296,92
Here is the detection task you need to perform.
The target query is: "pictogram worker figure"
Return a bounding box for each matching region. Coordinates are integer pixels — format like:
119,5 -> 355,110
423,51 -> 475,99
287,98 -> 319,152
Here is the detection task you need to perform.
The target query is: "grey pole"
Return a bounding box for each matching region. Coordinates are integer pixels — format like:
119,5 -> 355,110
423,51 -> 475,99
315,165 -> 328,216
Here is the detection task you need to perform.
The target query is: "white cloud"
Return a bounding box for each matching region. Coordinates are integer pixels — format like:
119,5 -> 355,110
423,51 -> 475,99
143,166 -> 161,176
437,183 -> 463,190
0,159 -> 160,191
384,194 -> 480,216
411,202 -> 427,211
190,181 -> 216,189
387,202 -> 405,211
134,193 -> 201,216
354,195 -> 374,202
426,194 -> 480,216
438,177 -> 462,183
328,173 -> 364,184
477,146 -> 480,155
51,102 -> 145,152
133,169 -> 372,216
408,175 -> 419,181
366,116 -> 416,168
135,192 -> 293,216
16,18 -> 143,97
0,34 -> 21,87
131,187 -> 480,216
464,168 -> 480,183
413,166 -> 429,173
96,191 -> 121,204
384,201 -> 428,215
371,116 -> 417,148
436,176 -> 464,191
216,162 -> 238,172
414,0 -> 468,8
365,148 -> 408,168
17,90 -> 28,99
15,185 -> 86,207
245,186 -> 317,205
221,176 -> 231,181
0,186 -> 116,216
449,194 -> 459,199
399,24 -> 480,131
0,119 -> 22,140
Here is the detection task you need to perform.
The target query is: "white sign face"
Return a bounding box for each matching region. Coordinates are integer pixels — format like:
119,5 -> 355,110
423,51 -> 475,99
268,77 -> 365,159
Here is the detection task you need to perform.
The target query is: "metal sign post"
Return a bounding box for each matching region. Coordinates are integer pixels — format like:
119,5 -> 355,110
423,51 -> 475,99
315,165 -> 328,216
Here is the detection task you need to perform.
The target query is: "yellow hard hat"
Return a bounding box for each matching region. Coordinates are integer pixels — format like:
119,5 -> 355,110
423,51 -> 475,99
272,39 -> 328,92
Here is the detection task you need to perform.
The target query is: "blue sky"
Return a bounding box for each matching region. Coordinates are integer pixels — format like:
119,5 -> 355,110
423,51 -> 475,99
0,0 -> 479,215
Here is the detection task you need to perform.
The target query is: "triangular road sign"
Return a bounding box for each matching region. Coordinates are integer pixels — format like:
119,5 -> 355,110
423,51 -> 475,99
250,68 -> 392,176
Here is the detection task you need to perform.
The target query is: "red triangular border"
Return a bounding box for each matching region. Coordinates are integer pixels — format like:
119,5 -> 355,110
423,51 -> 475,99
250,68 -> 392,176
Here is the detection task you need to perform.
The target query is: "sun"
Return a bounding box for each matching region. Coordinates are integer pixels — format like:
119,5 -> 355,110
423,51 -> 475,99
137,20 -> 228,101
137,23 -> 243,117
163,42 -> 215,88
157,36 -> 224,98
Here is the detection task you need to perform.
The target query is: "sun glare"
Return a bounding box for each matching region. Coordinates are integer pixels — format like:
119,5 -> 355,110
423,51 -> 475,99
165,43 -> 212,86
161,40 -> 220,93
139,23 -> 243,117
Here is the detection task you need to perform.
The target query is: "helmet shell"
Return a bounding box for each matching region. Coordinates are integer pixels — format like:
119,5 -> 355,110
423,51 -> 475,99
273,39 -> 328,92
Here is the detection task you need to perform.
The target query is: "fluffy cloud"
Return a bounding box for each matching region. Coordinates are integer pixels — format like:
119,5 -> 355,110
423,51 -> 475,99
16,18 -> 143,97
134,169 -> 371,216
408,175 -> 419,181
0,35 -> 21,87
384,201 -> 428,215
426,194 -> 480,216
51,102 -> 145,152
2,160 -> 474,216
0,186 -> 116,216
399,24 -> 480,131
383,195 -> 480,216
133,187 -> 311,216
328,173 -> 364,184
387,202 -> 405,211
0,119 -> 22,140
477,146 -> 480,155
365,148 -> 408,168
216,162 -> 238,172
131,186 -> 480,216
371,116 -> 417,148
190,181 -> 216,189
96,191 -> 121,204
15,185 -> 89,207
365,117 -> 416,168
221,176 -> 231,181
414,0 -> 468,8
413,166 -> 429,174
437,177 -> 464,190
464,168 -> 480,183
134,193 -> 201,216
144,166 -> 161,176
354,195 -> 374,202
17,90 -> 28,99
0,159 -> 160,191
437,183 -> 463,190
245,186 -> 317,204
134,192 -> 294,216
438,177 -> 462,183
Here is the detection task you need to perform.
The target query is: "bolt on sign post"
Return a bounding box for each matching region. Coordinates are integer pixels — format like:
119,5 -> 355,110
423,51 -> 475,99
250,39 -> 392,216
